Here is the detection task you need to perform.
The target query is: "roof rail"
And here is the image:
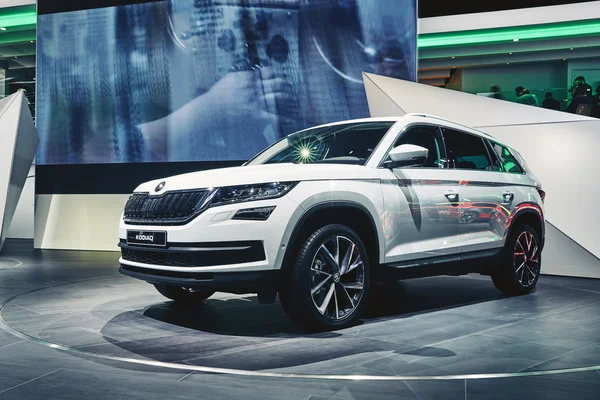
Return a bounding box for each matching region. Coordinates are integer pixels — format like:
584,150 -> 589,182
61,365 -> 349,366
404,113 -> 460,125
403,113 -> 494,138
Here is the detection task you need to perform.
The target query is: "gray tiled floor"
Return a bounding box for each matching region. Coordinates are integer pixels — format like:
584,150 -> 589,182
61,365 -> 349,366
0,239 -> 599,399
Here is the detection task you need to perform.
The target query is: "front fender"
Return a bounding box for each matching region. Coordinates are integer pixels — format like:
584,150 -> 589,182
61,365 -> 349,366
273,180 -> 385,270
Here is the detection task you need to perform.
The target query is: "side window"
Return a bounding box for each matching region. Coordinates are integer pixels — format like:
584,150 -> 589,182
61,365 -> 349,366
442,128 -> 492,171
388,125 -> 444,168
489,141 -> 524,174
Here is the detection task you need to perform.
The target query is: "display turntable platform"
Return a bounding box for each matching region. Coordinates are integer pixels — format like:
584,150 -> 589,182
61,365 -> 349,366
1,239 -> 600,399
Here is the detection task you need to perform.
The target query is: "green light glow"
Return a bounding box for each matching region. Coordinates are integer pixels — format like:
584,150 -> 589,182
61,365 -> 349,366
0,31 -> 35,45
0,10 -> 36,29
418,19 -> 600,48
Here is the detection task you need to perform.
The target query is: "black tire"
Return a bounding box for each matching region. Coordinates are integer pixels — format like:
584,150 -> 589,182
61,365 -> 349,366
492,224 -> 541,295
279,224 -> 370,331
154,284 -> 214,304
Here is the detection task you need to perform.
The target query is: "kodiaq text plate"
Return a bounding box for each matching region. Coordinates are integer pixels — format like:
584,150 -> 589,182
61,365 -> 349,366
126,230 -> 167,247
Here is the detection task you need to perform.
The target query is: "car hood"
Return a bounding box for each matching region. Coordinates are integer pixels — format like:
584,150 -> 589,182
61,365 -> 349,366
134,163 -> 379,193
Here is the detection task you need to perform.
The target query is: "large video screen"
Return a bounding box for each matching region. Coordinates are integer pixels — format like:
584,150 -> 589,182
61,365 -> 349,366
37,0 -> 417,164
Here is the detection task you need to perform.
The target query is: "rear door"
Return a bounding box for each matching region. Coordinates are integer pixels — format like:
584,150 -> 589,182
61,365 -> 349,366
441,128 -> 525,254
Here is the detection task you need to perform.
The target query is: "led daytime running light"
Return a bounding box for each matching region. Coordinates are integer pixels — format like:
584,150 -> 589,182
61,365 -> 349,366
210,182 -> 298,207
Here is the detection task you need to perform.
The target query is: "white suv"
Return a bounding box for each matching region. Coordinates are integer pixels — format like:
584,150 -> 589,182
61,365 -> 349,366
119,114 -> 545,330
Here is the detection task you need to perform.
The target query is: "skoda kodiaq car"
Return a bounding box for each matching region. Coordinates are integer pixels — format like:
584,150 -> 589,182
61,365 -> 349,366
119,114 -> 545,330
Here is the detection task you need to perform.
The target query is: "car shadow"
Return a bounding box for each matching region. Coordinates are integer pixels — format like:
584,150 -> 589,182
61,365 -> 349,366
364,275 -> 506,321
93,275 -> 505,371
140,275 -> 505,337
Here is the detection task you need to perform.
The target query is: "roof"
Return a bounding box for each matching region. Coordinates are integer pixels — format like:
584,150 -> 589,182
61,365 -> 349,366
299,114 -> 496,141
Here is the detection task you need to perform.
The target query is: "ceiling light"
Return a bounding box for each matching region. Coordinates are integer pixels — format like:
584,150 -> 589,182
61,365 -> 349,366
509,52 -> 513,55
507,62 -> 510,64
513,38 -> 519,42
452,56 -> 455,59
0,27 -> 6,31
30,40 -> 33,43
570,47 -> 574,50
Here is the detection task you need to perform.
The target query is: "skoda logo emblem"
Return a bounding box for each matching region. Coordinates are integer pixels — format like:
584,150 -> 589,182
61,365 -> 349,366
155,181 -> 166,192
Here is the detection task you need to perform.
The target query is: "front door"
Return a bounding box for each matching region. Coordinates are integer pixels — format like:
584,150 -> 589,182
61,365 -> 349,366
379,125 -> 460,264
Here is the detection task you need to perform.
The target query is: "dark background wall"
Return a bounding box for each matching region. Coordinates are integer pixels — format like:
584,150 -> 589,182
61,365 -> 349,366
39,0 -> 598,16
419,0 -> 596,18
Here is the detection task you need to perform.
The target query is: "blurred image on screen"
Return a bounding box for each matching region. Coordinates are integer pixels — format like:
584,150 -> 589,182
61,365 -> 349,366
36,0 -> 417,164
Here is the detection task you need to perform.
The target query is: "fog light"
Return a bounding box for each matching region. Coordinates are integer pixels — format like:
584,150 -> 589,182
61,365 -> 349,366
233,206 -> 276,221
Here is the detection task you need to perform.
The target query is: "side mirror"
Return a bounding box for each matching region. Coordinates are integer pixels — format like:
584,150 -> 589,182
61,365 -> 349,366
384,144 -> 429,169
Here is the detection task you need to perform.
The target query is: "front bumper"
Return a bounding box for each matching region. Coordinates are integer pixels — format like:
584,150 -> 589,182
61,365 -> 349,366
119,263 -> 280,294
118,196 -> 300,280
119,240 -> 266,267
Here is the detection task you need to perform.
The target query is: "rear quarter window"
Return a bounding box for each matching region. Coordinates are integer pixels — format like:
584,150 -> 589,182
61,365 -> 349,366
490,142 -> 524,174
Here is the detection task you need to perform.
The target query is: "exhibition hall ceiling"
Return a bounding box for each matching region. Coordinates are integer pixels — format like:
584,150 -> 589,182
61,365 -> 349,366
419,19 -> 600,48
0,4 -> 35,70
418,18 -> 600,85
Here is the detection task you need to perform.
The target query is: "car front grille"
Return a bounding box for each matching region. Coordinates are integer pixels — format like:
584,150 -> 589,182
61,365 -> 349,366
120,241 -> 266,267
121,247 -> 197,267
123,190 -> 209,225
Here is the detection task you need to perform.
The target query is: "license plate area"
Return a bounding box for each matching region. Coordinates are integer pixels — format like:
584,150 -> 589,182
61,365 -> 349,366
126,230 -> 167,247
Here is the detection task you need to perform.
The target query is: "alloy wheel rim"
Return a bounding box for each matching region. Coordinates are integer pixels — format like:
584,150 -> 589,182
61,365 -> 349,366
513,231 -> 540,287
310,235 -> 365,321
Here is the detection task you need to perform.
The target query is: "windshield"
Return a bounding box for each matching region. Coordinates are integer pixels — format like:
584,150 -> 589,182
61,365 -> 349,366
247,122 -> 395,166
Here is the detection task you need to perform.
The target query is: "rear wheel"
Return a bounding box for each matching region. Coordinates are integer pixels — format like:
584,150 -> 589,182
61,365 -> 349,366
492,224 -> 541,295
279,224 -> 370,331
154,284 -> 214,304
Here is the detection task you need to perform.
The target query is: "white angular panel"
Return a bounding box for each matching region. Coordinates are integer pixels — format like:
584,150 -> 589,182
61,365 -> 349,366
363,72 -> 589,126
34,194 -> 129,251
480,121 -> 600,262
0,91 -> 39,251
363,73 -> 600,278
364,75 -> 407,117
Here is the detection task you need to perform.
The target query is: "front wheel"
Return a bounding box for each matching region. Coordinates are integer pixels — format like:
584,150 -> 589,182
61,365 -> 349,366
279,224 -> 370,331
492,224 -> 541,295
154,284 -> 214,304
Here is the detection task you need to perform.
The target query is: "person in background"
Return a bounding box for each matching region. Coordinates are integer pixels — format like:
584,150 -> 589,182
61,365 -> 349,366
567,76 -> 593,113
490,85 -> 506,100
542,92 -> 561,111
592,85 -> 600,118
515,86 -> 539,106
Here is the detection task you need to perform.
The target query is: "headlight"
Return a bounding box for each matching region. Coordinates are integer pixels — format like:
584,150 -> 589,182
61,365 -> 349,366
209,182 -> 298,207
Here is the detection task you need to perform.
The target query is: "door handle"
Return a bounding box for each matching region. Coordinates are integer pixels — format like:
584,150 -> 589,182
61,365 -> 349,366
444,191 -> 459,203
502,191 -> 514,203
